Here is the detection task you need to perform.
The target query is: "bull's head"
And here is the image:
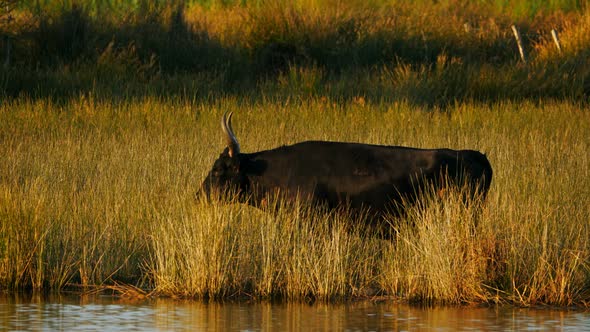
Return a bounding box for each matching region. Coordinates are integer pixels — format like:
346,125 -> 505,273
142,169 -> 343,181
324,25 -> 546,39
198,112 -> 248,201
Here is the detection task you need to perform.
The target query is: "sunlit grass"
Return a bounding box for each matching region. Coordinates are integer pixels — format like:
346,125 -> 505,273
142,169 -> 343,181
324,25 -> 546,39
0,96 -> 588,305
1,0 -> 589,306
148,195 -> 380,301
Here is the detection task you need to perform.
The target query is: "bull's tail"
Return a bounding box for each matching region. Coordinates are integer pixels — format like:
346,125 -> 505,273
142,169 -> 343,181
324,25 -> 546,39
461,150 -> 493,200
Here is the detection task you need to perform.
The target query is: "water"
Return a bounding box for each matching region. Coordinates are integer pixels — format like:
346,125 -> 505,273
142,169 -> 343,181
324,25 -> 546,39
1,294 -> 589,331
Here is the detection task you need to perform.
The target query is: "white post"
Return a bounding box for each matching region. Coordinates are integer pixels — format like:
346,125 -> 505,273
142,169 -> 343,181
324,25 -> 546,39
551,29 -> 562,53
463,23 -> 471,33
511,25 -> 526,63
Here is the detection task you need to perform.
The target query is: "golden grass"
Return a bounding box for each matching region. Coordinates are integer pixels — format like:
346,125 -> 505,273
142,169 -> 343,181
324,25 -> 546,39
2,0 -> 589,306
0,96 -> 589,306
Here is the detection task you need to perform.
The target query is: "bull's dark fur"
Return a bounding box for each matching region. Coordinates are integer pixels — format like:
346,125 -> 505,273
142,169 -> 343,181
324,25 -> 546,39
199,113 -> 493,224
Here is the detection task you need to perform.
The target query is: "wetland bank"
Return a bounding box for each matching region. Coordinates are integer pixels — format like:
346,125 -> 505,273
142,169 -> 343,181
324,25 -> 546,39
1,0 -> 589,306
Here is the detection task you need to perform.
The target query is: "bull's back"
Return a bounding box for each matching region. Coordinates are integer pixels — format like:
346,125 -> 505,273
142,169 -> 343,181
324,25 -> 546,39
245,141 -> 491,213
247,141 -> 439,204
252,141 -> 438,178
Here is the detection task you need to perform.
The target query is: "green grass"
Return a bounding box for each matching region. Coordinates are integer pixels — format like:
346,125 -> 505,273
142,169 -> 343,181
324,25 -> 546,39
1,97 -> 588,305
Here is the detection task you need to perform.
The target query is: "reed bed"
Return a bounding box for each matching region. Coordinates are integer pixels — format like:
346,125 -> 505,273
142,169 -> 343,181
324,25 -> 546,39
1,97 -> 588,306
1,0 -> 589,306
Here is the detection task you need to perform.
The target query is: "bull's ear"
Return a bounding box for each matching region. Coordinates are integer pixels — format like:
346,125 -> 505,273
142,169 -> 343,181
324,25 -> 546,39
221,147 -> 231,157
227,155 -> 240,172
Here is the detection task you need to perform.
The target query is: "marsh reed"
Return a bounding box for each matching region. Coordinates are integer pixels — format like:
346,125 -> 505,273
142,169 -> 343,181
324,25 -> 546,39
1,97 -> 588,305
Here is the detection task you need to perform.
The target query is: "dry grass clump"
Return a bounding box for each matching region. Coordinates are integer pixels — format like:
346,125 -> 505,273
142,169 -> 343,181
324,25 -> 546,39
379,186 -> 493,304
148,195 -> 381,301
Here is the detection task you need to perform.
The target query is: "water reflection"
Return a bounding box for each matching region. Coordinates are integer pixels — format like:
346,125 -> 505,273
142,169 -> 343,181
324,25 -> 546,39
1,293 -> 589,331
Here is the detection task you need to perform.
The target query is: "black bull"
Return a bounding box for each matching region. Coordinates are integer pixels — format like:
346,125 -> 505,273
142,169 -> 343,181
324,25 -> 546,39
199,112 -> 492,221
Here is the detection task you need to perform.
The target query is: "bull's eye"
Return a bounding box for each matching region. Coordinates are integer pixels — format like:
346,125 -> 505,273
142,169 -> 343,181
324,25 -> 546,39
212,169 -> 222,177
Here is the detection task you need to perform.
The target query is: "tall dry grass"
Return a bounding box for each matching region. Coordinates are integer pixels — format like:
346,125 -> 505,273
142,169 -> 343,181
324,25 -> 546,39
148,195 -> 381,301
1,96 -> 588,305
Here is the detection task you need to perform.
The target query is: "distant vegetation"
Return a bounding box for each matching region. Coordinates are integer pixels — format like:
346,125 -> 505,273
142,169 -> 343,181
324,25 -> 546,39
1,0 -> 589,102
0,1 -> 589,306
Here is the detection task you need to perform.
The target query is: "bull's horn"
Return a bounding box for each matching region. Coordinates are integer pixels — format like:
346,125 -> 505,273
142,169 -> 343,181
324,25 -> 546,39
221,111 -> 240,157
